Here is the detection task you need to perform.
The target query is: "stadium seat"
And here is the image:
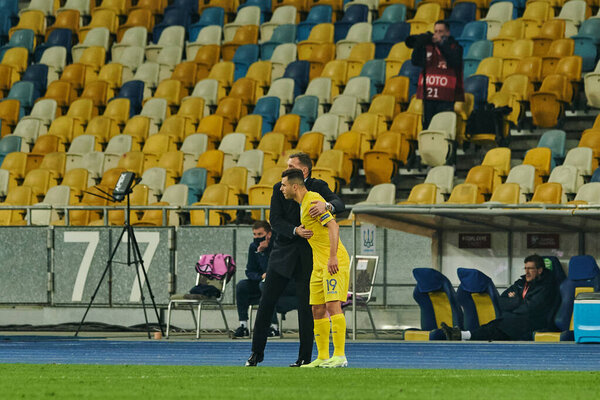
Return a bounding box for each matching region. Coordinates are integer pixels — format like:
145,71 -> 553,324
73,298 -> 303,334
535,255 -> 600,342
336,22 -> 372,60
446,2 -> 477,38
570,182 -> 600,205
538,129 -> 566,167
531,19 -> 565,57
363,132 -> 409,185
406,268 -> 464,341
464,40 -> 494,78
261,6 -> 297,42
491,20 -> 525,59
456,268 -> 502,331
334,5 -> 369,43
446,183 -> 482,204
418,112 -> 458,167
489,182 -> 522,203
399,183 -> 441,204
457,21 -> 488,57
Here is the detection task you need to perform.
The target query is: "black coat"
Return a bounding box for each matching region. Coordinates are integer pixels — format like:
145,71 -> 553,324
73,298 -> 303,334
267,177 -> 344,278
496,268 -> 558,340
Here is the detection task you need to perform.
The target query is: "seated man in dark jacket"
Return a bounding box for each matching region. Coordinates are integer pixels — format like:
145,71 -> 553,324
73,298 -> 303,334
234,220 -> 280,338
442,254 -> 559,341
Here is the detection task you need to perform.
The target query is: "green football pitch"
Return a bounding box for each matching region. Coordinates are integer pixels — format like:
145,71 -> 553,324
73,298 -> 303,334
1,364 -> 599,399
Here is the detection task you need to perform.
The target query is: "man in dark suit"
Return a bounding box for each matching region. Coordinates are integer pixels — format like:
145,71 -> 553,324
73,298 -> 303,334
245,152 -> 345,367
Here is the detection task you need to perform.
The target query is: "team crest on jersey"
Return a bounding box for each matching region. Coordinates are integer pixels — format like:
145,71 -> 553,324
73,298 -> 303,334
319,213 -> 331,222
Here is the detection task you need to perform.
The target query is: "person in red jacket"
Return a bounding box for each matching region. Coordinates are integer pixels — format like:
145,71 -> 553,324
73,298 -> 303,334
406,20 -> 464,129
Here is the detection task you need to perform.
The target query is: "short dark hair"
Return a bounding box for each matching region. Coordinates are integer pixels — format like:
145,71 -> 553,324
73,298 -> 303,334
288,152 -> 312,172
252,220 -> 271,232
281,168 -> 305,185
524,254 -> 545,270
434,20 -> 450,31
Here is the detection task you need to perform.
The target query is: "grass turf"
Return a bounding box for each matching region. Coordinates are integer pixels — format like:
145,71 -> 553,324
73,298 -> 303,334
1,364 -> 599,399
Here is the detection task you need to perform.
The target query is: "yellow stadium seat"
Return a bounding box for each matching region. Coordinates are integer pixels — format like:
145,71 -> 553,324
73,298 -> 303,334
363,132 -> 410,186
222,25 -> 259,61
482,147 -> 511,183
530,182 -> 563,204
297,23 -> 334,60
446,183 -> 482,204
312,149 -> 349,192
0,186 -> 34,225
541,38 -> 574,79
142,134 -> 176,168
0,100 -> 21,136
523,147 -> 552,186
22,168 -> 55,201
79,9 -> 119,42
235,115 -> 263,146
271,114 -> 301,145
196,149 -> 225,185
295,132 -> 324,162
531,19 -> 565,56
117,9 -> 154,42
117,150 -> 145,177
306,43 -> 336,80
492,20 -> 526,58
190,183 -> 237,226
489,182 -> 521,204
529,74 -> 572,128
385,42 -> 412,80
9,10 -> 46,40
157,150 -> 184,186
464,165 -> 496,201
399,183 -> 441,205
502,39 -> 534,78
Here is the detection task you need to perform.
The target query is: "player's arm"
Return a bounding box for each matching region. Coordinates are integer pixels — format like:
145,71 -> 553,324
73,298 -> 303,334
325,219 -> 339,275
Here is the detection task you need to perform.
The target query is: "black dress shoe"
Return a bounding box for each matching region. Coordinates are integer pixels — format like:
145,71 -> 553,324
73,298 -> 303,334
245,352 -> 264,366
289,359 -> 310,367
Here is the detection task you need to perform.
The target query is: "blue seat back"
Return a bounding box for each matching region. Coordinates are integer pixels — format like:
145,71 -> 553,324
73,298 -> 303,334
377,4 -> 407,23
115,80 -> 145,117
0,0 -> 18,19
591,167 -> 600,183
457,21 -> 488,56
374,22 -> 411,58
283,60 -> 310,96
464,74 -> 489,110
4,28 -> 35,53
334,4 -> 368,42
447,2 -> 477,38
291,95 -> 319,128
0,14 -> 10,45
233,44 -> 259,81
296,5 -> 332,41
456,268 -> 502,331
34,28 -> 72,62
261,24 -> 296,60
238,0 -> 271,20
537,129 -> 566,167
398,60 -> 422,98
360,59 -> 386,92
555,255 -> 600,332
165,0 -> 198,14
463,40 -> 493,77
253,96 -> 280,133
189,7 -> 225,42
412,268 -> 464,331
180,167 -> 208,204
573,18 -> 600,43
7,81 -> 37,112
153,9 -> 190,41
573,39 -> 597,72
0,134 -> 21,155
21,64 -> 48,95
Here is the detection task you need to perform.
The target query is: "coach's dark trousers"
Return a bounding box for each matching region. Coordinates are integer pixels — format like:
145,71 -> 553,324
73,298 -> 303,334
251,249 -> 314,361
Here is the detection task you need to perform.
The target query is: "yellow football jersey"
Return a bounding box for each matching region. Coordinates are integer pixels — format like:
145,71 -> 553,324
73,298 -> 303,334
300,191 -> 349,269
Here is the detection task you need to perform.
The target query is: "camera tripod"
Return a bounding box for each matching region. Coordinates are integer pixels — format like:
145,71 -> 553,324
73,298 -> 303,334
75,185 -> 164,338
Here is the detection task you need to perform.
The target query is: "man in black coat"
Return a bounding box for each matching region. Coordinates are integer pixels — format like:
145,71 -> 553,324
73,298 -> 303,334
442,254 -> 559,341
246,152 -> 345,366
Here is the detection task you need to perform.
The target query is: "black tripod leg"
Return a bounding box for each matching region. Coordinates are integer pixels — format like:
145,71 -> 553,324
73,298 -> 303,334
75,225 -> 127,337
129,226 -> 165,337
130,233 -> 152,339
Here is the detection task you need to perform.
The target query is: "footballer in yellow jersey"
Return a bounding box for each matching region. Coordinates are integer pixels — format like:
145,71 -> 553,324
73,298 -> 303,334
280,168 -> 350,368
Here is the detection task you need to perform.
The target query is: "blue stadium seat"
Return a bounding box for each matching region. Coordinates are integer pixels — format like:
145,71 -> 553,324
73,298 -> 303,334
360,59 -> 386,93
0,14 -> 10,46
180,167 -> 208,204
463,40 -> 493,78
572,19 -> 600,72
372,4 -> 407,42
233,44 -> 260,81
457,21 -> 488,57
537,129 -> 566,168
238,0 -> 272,22
283,60 -> 310,97
296,5 -> 332,42
334,4 -> 369,43
0,29 -> 35,60
547,255 -> 600,341
374,21 -> 410,59
446,2 -> 477,38
456,268 -> 502,331
189,7 -> 225,42
464,74 -> 489,110
0,0 -> 18,23
34,28 -> 72,63
21,64 -> 48,96
152,8 -> 191,42
7,81 -> 38,115
398,60 -> 422,99
290,95 -> 319,134
253,96 -> 281,134
114,80 -> 145,117
0,135 -> 22,164
260,24 -> 296,60
165,0 -> 198,15
406,268 -> 464,341
591,168 -> 600,183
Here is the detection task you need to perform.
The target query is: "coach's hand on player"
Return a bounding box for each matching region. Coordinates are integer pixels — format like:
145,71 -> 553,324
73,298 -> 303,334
328,256 -> 339,275
296,225 -> 313,239
309,201 -> 327,218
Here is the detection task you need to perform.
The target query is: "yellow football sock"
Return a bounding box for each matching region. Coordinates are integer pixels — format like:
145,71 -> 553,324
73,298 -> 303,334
314,318 -> 330,360
331,313 -> 346,357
